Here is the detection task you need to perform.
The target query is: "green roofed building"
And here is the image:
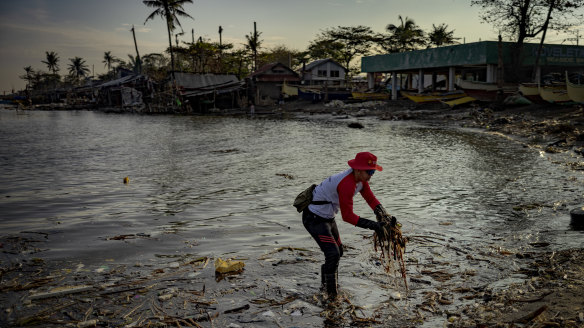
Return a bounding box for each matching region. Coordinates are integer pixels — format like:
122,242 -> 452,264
361,41 -> 584,100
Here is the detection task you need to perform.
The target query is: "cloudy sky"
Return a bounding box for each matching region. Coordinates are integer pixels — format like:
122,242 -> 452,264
0,0 -> 581,93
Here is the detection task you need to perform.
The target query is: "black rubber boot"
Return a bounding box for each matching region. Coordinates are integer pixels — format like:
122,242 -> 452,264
320,264 -> 326,290
324,273 -> 338,300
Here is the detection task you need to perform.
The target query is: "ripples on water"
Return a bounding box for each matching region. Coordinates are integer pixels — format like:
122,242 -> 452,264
0,108 -> 582,267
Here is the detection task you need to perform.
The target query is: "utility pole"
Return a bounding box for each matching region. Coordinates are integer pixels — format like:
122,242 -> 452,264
191,28 -> 195,72
218,26 -> 223,74
131,25 -> 142,74
253,22 -> 257,71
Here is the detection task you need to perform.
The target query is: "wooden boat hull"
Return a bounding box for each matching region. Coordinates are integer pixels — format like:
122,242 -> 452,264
566,72 -> 584,104
519,83 -> 544,103
519,83 -> 540,96
539,85 -> 571,103
457,79 -> 517,101
442,96 -> 477,108
351,92 -> 389,101
401,91 -> 465,103
281,82 -> 298,96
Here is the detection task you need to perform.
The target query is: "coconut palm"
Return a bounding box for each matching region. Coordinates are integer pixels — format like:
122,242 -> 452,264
428,23 -> 460,47
20,66 -> 35,89
245,22 -> 262,71
68,57 -> 90,83
103,51 -> 117,74
42,51 -> 60,74
386,15 -> 426,52
143,0 -> 193,79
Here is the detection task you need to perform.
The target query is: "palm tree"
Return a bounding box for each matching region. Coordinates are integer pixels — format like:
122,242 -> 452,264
386,15 -> 426,52
427,23 -> 460,47
68,57 -> 90,83
103,51 -> 117,74
245,22 -> 263,71
42,51 -> 60,74
143,0 -> 193,81
20,66 -> 35,90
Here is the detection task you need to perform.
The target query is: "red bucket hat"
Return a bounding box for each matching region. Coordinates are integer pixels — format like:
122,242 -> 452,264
348,152 -> 383,171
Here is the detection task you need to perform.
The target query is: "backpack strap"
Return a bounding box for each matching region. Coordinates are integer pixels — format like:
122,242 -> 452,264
311,200 -> 331,205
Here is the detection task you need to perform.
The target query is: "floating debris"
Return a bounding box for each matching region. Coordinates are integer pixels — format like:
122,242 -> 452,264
214,258 -> 245,274
348,122 -> 364,129
28,285 -> 93,300
210,148 -> 239,153
276,173 -> 295,179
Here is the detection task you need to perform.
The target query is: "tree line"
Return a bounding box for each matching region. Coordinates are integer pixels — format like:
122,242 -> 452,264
20,0 -> 584,92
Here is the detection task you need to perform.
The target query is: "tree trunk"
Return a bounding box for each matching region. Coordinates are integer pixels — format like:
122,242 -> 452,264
509,0 -> 532,83
532,0 -> 555,82
167,24 -> 175,77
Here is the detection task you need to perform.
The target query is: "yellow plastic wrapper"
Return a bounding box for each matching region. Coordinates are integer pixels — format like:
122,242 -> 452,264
214,258 -> 245,274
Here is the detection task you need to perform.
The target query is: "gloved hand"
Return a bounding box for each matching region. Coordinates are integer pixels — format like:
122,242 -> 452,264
374,204 -> 398,227
389,215 -> 397,227
356,217 -> 388,236
374,204 -> 388,221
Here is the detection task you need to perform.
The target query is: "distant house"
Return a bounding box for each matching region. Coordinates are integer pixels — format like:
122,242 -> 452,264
248,62 -> 300,104
174,72 -> 245,112
300,58 -> 347,86
96,74 -> 151,109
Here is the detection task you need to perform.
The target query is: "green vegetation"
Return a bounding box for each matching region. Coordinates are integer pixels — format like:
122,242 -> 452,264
143,0 -> 194,79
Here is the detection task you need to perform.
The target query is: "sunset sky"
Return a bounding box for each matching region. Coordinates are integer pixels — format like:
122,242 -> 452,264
1,0 -> 582,93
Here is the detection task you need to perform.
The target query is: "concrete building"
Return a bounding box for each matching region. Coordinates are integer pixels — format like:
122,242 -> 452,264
361,41 -> 584,100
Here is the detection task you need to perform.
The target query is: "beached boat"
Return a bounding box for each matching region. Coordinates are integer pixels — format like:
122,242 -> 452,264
566,72 -> 584,104
539,84 -> 571,104
441,96 -> 477,108
519,83 -> 539,96
457,79 -> 499,91
401,90 -> 466,103
456,79 -> 517,101
518,83 -> 543,103
351,91 -> 389,101
281,82 -> 298,97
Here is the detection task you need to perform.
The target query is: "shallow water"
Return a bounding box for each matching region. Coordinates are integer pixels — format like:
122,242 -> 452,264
0,108 -> 582,326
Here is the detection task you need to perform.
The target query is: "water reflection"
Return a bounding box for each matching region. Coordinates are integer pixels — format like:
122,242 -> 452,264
0,109 -> 582,263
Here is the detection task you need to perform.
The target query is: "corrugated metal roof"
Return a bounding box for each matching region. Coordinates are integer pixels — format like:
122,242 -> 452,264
303,58 -> 346,71
98,74 -> 145,88
174,73 -> 239,89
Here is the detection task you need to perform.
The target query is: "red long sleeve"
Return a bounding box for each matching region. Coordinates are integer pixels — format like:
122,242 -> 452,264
337,174 -> 380,225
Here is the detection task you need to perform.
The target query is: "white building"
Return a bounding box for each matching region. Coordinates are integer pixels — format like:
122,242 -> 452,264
300,58 -> 347,86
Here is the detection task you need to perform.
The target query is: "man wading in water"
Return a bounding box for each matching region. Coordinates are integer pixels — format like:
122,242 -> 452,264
302,152 -> 394,300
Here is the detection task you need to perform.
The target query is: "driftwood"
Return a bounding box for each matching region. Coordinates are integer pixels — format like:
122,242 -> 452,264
510,290 -> 553,303
28,285 -> 93,300
514,305 -> 549,324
